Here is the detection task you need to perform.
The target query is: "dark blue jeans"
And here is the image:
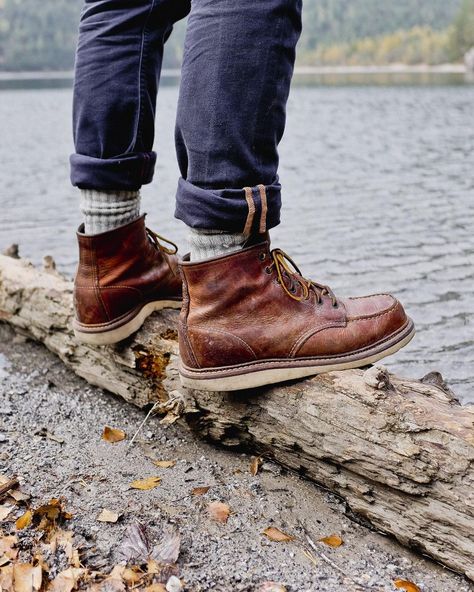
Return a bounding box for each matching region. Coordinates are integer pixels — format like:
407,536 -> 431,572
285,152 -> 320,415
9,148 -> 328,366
71,0 -> 302,233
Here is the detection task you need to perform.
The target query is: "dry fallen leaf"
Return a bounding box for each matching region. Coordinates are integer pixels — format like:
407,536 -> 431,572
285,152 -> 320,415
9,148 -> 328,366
34,498 -> 73,528
48,529 -> 80,567
153,460 -> 176,469
207,501 -> 231,523
130,477 -> 161,490
12,562 -> 42,592
94,565 -> 126,592
262,527 -> 295,542
394,579 -> 421,592
102,426 -> 126,443
15,509 -> 33,530
191,486 -> 210,496
97,509 -> 120,523
145,584 -> 167,592
318,534 -> 343,548
122,566 -> 142,586
151,527 -> 181,564
250,456 -> 263,476
8,489 -> 30,503
0,535 -> 18,562
257,582 -> 287,592
49,567 -> 86,592
117,522 -> 151,564
0,565 -> 13,590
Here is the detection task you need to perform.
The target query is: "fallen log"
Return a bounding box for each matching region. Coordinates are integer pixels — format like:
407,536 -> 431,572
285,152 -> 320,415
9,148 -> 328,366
0,252 -> 473,581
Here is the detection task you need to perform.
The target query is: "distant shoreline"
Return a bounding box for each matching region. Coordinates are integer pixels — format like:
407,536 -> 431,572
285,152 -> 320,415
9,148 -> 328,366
0,63 -> 467,81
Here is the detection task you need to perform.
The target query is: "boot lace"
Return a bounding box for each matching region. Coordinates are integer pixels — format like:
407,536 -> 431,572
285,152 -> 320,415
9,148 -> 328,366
265,248 -> 338,307
146,228 -> 178,256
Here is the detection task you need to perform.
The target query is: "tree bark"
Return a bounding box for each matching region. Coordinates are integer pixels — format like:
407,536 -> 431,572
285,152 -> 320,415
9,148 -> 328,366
0,253 -> 473,580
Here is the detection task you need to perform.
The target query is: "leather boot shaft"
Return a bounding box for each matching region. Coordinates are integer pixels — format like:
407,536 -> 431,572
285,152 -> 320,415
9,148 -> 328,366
74,215 -> 181,336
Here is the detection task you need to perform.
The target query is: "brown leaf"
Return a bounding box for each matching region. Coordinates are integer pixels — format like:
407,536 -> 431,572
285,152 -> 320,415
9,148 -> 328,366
49,567 -> 86,592
0,534 -> 18,561
207,501 -> 230,523
12,563 -> 42,592
318,534 -> 343,548
262,527 -> 295,542
394,580 -> 421,592
153,460 -> 176,469
130,477 -> 161,490
34,498 -> 62,520
250,456 -> 263,476
15,510 -> 32,530
122,566 -> 142,585
47,530 -> 79,566
257,583 -> 287,592
145,585 -> 167,592
97,565 -> 126,592
0,565 -> 13,590
8,489 -> 30,503
102,426 -> 126,443
117,522 -> 151,563
151,527 -> 181,564
97,509 -> 120,523
191,486 -> 210,496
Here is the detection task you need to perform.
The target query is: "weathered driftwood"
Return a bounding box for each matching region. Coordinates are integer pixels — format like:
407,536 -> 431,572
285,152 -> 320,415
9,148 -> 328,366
0,252 -> 473,581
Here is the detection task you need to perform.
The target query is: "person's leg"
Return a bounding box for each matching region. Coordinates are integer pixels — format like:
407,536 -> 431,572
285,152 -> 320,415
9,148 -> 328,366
71,0 -> 189,345
175,0 -> 415,390
174,0 -> 302,259
71,0 -> 190,233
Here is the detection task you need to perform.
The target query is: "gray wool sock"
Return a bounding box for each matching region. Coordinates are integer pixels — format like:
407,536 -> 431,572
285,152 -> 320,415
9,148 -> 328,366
189,228 -> 247,261
80,189 -> 141,235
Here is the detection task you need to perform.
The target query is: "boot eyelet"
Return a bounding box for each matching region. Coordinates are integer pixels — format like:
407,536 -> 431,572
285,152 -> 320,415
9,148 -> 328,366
264,266 -> 272,274
258,252 -> 266,261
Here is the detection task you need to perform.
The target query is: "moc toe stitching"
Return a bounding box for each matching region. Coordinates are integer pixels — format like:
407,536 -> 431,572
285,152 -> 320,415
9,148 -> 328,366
346,295 -> 400,321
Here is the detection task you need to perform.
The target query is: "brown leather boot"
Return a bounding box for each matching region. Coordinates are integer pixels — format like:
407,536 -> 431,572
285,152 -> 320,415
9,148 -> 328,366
178,239 -> 415,391
73,215 -> 182,345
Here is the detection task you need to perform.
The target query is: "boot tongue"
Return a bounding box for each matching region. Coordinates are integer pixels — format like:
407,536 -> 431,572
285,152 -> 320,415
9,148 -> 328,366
242,232 -> 270,249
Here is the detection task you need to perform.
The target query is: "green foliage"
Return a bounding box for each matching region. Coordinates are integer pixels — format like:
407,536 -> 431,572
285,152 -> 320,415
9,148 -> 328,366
299,26 -> 452,66
0,0 -> 469,71
299,0 -> 461,52
448,0 -> 474,59
0,0 -> 82,70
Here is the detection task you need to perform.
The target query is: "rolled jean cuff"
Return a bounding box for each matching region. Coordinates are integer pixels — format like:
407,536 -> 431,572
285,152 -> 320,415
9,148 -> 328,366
174,177 -> 281,233
70,151 -> 157,191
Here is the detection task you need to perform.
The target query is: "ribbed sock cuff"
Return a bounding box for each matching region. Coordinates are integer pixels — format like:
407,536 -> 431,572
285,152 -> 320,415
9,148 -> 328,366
189,228 -> 247,261
80,189 -> 141,235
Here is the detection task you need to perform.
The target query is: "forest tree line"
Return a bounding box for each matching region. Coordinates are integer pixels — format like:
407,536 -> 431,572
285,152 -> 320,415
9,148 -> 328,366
0,0 -> 472,71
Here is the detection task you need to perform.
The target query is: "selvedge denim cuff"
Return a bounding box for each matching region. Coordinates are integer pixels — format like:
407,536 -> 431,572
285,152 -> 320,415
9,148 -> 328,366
70,151 -> 156,191
174,177 -> 282,234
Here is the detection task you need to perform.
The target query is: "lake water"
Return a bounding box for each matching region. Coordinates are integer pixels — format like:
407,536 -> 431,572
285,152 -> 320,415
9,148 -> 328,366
0,73 -> 473,402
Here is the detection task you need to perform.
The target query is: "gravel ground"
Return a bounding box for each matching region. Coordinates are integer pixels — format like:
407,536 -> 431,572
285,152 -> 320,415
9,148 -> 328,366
0,324 -> 472,591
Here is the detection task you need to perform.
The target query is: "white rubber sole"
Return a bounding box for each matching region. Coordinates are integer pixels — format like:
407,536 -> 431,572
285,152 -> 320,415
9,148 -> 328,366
74,300 -> 181,346
180,325 -> 415,392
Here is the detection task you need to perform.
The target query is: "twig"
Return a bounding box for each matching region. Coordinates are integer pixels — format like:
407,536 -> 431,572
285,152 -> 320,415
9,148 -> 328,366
0,476 -> 19,498
127,403 -> 159,452
304,531 -> 380,592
